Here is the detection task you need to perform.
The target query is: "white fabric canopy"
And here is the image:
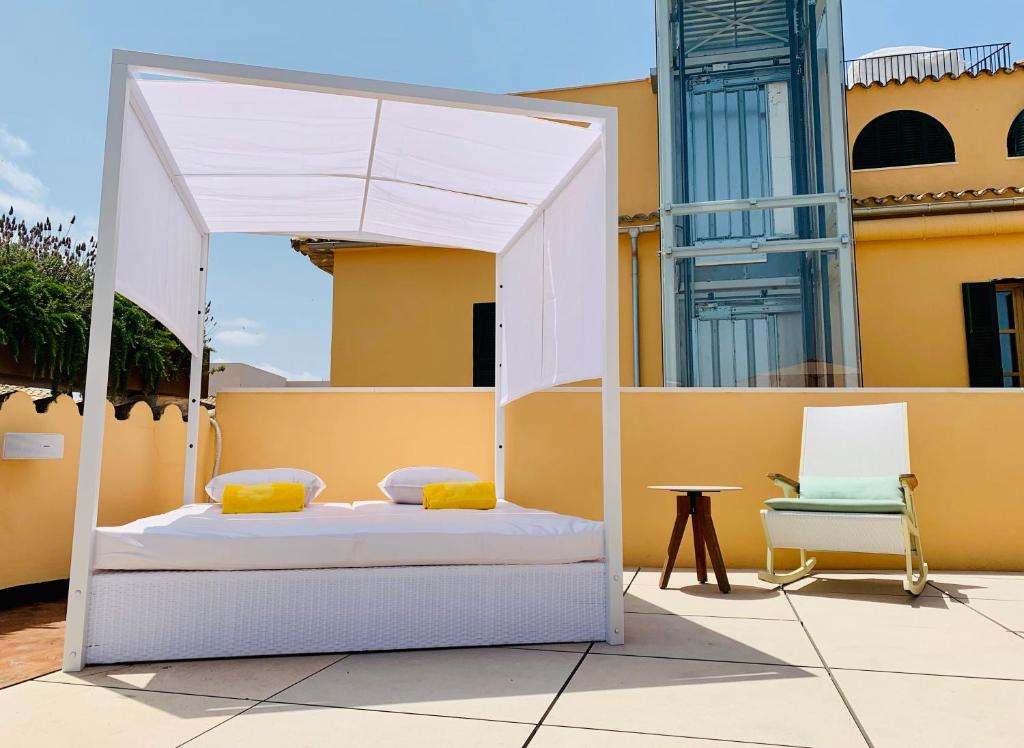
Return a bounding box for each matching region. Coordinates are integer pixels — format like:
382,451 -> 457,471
116,73 -> 607,403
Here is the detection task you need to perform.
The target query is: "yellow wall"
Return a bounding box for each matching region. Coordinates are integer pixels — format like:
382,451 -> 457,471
215,388 -> 1024,571
849,69 -> 1024,199
0,393 -> 214,590
847,71 -> 1024,387
330,246 -> 495,386
526,79 -> 659,218
856,220 -> 1024,387
7,386 -> 1020,587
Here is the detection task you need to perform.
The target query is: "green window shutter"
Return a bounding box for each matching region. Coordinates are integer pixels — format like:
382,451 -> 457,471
1008,110 -> 1024,158
472,302 -> 495,387
962,282 -> 1003,387
852,110 -> 955,170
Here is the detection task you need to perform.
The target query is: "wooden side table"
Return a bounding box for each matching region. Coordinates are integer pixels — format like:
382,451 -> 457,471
647,486 -> 740,594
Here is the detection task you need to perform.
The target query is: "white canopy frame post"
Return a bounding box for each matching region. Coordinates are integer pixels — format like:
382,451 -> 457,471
602,118 -> 625,645
65,51 -> 626,669
182,234 -> 210,503
493,259 -> 505,501
64,62 -> 130,672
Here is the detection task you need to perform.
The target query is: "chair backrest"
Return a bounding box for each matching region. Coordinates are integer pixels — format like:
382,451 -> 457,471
799,402 -> 910,477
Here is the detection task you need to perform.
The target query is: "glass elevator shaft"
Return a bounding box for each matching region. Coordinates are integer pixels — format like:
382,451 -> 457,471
655,0 -> 860,387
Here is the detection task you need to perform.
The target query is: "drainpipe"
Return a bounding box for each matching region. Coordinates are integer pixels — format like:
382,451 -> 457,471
618,224 -> 659,387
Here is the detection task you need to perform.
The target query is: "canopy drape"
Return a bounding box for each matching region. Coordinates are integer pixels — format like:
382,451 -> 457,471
116,74 -> 606,403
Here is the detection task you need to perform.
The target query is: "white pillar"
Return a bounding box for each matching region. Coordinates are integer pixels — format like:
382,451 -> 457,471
493,256 -> 505,500
182,234 -> 210,503
602,121 -> 625,646
63,61 -> 130,672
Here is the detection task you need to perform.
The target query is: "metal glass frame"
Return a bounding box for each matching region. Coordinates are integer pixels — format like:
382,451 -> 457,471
63,50 -> 625,671
655,0 -> 860,387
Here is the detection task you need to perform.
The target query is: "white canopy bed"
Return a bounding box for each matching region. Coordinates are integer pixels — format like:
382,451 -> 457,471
63,51 -> 623,670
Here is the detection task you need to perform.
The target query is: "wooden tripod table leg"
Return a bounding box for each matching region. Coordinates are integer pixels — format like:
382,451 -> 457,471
691,494 -> 707,583
659,494 -> 690,589
696,495 -> 731,593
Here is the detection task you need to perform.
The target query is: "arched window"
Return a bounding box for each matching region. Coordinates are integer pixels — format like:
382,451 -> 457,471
1008,110 -> 1024,157
852,110 -> 955,170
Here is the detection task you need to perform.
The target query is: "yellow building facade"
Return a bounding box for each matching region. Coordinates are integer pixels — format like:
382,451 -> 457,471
309,66 -> 1024,389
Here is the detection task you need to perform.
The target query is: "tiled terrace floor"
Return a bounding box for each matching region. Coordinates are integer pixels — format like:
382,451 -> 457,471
3,569 -> 1024,747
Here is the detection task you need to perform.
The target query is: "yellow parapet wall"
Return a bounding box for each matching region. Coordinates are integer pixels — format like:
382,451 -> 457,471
216,388 -> 1024,572
0,392 -> 214,590
4,386 -> 1018,590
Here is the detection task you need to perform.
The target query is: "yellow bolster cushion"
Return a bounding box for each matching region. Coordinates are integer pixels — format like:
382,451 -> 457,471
222,482 -> 306,514
422,481 -> 497,510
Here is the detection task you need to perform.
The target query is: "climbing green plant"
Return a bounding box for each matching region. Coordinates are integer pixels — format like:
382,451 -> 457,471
0,208 -> 205,396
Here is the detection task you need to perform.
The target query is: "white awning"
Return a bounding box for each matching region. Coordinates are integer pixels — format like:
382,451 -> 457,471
115,68 -> 608,404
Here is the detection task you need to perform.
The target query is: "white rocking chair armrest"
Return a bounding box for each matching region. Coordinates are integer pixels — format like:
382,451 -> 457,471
767,472 -> 800,498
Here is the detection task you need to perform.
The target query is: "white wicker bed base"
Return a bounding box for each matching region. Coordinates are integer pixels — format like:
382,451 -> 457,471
83,562 -> 608,665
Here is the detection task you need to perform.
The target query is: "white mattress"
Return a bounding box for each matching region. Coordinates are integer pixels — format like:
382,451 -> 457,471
93,500 -> 605,571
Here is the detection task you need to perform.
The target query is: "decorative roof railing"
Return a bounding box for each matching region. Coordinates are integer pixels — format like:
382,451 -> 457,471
846,43 -> 1012,88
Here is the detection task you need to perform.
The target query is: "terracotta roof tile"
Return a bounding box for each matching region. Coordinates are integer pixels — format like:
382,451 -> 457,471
848,61 -> 1024,90
0,384 -> 55,401
854,186 -> 1024,207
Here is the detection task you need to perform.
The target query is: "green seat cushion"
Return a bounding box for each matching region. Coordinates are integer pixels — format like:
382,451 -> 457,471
765,497 -> 906,514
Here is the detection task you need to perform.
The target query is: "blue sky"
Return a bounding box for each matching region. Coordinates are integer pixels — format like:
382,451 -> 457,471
3,1 -> 1022,380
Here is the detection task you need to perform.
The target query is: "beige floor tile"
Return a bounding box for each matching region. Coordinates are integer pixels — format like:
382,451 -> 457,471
0,680 -> 253,748
625,582 -> 795,621
189,702 -> 531,747
531,724 -> 788,747
785,571 -> 942,597
631,568 -> 778,591
958,598 -> 1024,632
930,572 -> 1024,601
40,654 -> 342,700
790,593 -> 1024,678
270,647 -> 580,722
835,669 -> 1024,748
592,612 -> 820,667
546,653 -> 864,747
623,567 -> 641,591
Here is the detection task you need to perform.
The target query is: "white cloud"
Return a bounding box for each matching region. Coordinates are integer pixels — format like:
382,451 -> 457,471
212,317 -> 267,347
213,328 -> 267,347
218,316 -> 260,329
0,125 -> 32,157
0,124 -> 95,244
0,159 -> 45,199
255,362 -> 322,382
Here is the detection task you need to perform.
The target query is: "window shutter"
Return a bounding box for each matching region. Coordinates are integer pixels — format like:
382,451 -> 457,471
472,302 -> 496,387
962,282 -> 1003,387
852,110 -> 955,170
1008,110 -> 1024,158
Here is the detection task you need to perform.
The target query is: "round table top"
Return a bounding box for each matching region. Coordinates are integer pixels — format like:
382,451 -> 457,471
647,485 -> 742,494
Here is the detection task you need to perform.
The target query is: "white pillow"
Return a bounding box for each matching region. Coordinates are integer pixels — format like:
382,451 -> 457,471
205,468 -> 326,505
378,466 -> 481,504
